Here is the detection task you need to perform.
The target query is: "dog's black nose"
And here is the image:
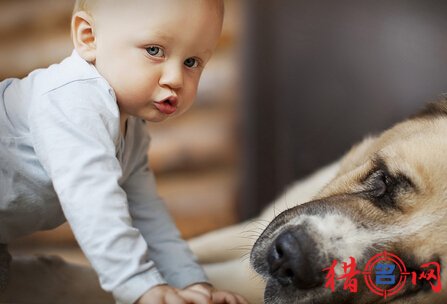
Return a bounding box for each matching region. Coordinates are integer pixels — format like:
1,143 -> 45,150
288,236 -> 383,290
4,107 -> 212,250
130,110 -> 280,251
267,228 -> 324,289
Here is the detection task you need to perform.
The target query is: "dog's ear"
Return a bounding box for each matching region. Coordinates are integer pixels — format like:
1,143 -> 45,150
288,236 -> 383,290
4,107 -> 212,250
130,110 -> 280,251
71,11 -> 97,63
412,99 -> 447,120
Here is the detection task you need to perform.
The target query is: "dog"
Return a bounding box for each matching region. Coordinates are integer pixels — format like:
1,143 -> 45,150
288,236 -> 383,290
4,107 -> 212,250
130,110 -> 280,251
189,100 -> 447,304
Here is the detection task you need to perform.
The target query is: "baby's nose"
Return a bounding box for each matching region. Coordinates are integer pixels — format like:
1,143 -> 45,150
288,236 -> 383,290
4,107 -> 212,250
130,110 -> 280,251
159,64 -> 184,90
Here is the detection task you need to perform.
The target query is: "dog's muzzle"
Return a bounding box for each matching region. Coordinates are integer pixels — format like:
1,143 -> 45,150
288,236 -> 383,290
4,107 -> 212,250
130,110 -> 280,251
267,225 -> 325,289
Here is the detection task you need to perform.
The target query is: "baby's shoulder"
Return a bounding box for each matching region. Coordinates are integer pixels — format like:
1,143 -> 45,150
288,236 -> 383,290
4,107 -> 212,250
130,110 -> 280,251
35,77 -> 119,119
27,76 -> 120,140
28,52 -> 117,116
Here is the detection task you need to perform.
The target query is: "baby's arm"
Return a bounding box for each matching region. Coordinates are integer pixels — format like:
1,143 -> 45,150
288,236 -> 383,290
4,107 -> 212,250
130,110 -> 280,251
123,122 -> 249,303
123,166 -> 209,288
122,120 -> 209,288
29,89 -> 166,304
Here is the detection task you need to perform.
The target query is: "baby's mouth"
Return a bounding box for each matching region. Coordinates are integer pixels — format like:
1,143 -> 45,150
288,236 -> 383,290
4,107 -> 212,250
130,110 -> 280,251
154,96 -> 178,115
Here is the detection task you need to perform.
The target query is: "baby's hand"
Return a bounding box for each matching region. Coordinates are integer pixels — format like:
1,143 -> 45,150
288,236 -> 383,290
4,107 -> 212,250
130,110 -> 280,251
136,284 -> 211,304
184,284 -> 249,304
211,290 -> 249,304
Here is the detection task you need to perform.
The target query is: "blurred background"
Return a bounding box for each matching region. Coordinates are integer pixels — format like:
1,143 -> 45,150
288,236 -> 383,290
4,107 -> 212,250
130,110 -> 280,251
2,0 -> 447,265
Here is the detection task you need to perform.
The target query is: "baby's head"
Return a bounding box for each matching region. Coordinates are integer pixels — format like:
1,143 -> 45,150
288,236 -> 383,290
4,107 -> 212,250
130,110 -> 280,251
71,0 -> 224,122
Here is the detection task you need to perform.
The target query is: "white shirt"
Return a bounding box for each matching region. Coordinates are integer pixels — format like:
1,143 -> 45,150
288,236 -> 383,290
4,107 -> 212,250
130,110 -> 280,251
0,50 -> 208,304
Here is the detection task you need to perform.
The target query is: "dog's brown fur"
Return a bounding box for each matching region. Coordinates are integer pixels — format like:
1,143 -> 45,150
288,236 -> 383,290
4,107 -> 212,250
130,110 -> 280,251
191,100 -> 447,304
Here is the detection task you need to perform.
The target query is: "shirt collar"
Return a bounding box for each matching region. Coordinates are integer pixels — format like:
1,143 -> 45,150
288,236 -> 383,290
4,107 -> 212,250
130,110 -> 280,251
62,49 -> 103,81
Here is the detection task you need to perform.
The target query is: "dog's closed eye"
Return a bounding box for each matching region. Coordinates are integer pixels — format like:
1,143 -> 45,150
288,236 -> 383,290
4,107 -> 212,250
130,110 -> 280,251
362,164 -> 415,211
360,169 -> 399,210
368,170 -> 394,198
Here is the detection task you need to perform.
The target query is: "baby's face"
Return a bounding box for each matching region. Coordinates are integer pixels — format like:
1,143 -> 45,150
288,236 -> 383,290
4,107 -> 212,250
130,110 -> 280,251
92,0 -> 223,122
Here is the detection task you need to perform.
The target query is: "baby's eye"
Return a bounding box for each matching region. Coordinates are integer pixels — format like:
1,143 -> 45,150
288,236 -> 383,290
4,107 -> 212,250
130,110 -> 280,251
184,57 -> 199,68
146,46 -> 164,57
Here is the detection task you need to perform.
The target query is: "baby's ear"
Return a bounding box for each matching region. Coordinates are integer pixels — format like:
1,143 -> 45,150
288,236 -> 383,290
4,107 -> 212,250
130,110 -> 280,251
71,11 -> 96,63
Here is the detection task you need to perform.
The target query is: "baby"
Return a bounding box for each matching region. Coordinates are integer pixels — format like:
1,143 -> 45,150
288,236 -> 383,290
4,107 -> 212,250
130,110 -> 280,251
0,0 -> 247,303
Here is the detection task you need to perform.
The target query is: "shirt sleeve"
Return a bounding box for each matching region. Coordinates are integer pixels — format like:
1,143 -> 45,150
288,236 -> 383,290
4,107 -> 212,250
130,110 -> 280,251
28,86 -> 166,304
123,121 -> 209,288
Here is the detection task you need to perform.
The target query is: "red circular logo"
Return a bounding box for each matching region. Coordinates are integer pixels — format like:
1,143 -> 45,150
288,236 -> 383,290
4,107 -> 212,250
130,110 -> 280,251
362,251 -> 409,299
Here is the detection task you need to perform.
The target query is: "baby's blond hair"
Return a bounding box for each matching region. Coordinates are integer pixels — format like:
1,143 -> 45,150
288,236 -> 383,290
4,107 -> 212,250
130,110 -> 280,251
73,0 -> 92,14
73,0 -> 224,17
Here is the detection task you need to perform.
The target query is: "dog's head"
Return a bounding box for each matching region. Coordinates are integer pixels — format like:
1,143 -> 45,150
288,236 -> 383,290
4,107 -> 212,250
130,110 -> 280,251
251,101 -> 447,304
